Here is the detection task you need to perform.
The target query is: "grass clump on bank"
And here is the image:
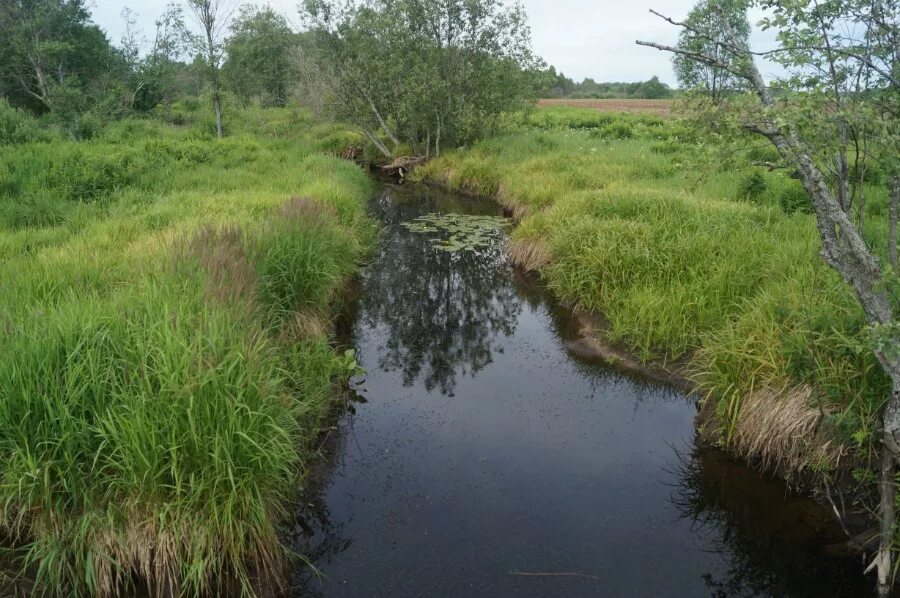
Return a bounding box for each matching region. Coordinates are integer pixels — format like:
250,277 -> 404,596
0,105 -> 374,595
415,106 -> 893,476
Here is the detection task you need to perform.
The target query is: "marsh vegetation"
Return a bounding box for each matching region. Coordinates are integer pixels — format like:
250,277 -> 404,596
0,0 -> 897,595
0,101 -> 374,594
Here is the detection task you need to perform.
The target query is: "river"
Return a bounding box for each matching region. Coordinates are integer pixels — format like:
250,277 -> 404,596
288,183 -> 867,597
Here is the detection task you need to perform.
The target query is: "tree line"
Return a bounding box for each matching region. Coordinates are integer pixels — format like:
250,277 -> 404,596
537,69 -> 675,100
1,0 -> 548,150
1,1 -> 318,138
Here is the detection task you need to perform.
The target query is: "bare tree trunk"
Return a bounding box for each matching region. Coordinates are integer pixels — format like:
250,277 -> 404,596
878,429 -> 895,597
859,185 -> 867,235
836,152 -> 851,212
435,113 -> 442,158
890,177 -> 898,269
187,0 -> 229,139
360,127 -> 391,159
213,90 -> 223,138
360,87 -> 399,150
25,56 -> 53,109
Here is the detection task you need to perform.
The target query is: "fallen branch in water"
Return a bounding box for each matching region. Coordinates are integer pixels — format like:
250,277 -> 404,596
380,155 -> 426,179
508,570 -> 600,580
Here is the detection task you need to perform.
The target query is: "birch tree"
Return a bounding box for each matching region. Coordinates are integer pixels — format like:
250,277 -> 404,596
639,1 -> 898,593
185,0 -> 233,137
672,0 -> 751,102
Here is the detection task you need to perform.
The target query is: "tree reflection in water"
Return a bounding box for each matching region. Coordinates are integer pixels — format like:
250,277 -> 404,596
288,186 -> 868,597
669,439 -> 868,597
357,186 -> 521,396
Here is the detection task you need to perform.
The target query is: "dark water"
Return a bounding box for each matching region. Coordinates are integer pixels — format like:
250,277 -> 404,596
289,184 -> 868,597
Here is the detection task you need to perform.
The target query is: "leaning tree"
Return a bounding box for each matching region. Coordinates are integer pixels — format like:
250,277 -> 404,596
638,0 -> 898,594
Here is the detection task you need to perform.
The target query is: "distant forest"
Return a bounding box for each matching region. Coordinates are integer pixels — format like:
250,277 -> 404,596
537,67 -> 674,99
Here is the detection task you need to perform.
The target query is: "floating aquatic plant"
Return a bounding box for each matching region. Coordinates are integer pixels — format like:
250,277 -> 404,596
401,213 -> 510,251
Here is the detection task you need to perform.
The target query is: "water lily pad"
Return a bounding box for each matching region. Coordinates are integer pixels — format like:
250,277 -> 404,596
401,212 -> 510,252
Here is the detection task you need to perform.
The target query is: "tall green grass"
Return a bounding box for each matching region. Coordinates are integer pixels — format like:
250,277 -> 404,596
416,107 -> 892,462
0,106 -> 374,595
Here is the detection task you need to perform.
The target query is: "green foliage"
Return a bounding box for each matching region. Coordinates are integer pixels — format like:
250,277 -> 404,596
779,182 -> 813,215
523,107 -> 613,130
418,107 -> 892,454
0,1 -> 200,135
302,0 -> 540,156
737,170 -> 767,200
596,122 -> 635,140
535,70 -> 675,100
514,107 -> 670,138
672,0 -> 750,102
252,208 -> 361,320
0,107 -> 375,594
223,6 -> 297,106
0,0 -> 119,115
0,99 -> 51,144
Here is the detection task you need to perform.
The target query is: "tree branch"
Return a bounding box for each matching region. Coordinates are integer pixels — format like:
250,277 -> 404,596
635,40 -> 745,80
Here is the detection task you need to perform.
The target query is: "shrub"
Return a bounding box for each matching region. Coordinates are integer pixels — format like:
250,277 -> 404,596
526,107 -> 613,130
0,99 -> 48,144
651,140 -> 682,154
594,122 -> 634,139
737,170 -> 767,200
746,142 -> 780,164
100,118 -> 169,144
315,129 -> 365,156
0,192 -> 71,229
47,148 -> 145,202
851,162 -> 885,185
71,111 -> 107,140
779,182 -> 812,214
179,97 -> 201,112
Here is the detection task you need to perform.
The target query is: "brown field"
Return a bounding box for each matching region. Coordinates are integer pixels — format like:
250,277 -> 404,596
537,98 -> 675,116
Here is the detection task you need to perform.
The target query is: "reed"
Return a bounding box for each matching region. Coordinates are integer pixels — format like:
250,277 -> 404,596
0,106 -> 374,595
415,107 -> 892,470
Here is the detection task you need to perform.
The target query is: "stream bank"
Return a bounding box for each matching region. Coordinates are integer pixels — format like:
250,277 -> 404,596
289,183 -> 868,597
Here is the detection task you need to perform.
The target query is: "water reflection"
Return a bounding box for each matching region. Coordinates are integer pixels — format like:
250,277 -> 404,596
358,186 -> 520,395
669,442 -> 868,597
288,184 -> 866,597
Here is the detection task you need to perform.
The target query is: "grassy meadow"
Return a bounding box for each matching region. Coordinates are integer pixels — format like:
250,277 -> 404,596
415,105 -> 894,475
0,95 -> 893,592
0,101 -> 373,594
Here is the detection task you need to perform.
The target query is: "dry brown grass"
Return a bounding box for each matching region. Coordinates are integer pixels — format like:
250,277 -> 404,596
537,98 -> 675,117
178,196 -> 338,309
278,195 -> 337,223
699,385 -> 846,476
178,225 -> 258,308
279,309 -> 330,343
82,513 -> 283,598
496,185 -> 529,220
507,238 -> 551,271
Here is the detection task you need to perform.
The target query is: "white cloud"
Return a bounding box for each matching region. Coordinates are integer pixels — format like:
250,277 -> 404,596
88,0 -> 782,85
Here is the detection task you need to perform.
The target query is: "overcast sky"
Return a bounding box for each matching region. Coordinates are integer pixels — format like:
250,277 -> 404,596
87,0 -> 781,85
